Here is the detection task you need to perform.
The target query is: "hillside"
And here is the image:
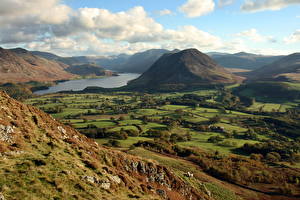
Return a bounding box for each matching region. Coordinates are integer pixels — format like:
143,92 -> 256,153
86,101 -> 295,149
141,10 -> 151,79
127,49 -> 239,91
247,53 -> 300,82
65,63 -> 117,76
0,91 -> 210,200
0,48 -> 76,84
210,52 -> 283,70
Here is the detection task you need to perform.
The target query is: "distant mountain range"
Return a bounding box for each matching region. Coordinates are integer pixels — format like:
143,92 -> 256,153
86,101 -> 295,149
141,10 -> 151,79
209,52 -> 284,70
32,49 -> 176,74
32,49 -> 284,73
247,53 -> 300,82
126,49 -> 239,91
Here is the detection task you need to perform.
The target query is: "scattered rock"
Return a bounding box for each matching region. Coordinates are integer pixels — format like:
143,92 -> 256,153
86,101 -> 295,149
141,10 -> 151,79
0,124 -> 14,143
109,175 -> 121,184
57,126 -> 66,134
57,126 -> 68,139
184,172 -> 194,178
81,176 -> 111,189
99,180 -> 111,190
156,189 -> 167,199
82,175 -> 98,184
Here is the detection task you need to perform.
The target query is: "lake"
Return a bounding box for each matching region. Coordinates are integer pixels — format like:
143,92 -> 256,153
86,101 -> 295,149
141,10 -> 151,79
34,73 -> 140,95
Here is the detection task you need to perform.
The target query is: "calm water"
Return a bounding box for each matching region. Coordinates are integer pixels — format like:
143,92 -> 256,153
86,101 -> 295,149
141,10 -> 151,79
34,73 -> 140,95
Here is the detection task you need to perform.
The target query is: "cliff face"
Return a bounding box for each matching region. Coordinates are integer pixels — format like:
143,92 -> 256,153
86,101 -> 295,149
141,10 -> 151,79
0,91 -> 208,200
0,48 -> 76,84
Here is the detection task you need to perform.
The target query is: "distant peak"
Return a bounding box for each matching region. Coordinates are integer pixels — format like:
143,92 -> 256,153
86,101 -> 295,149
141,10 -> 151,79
234,52 -> 256,56
10,48 -> 29,54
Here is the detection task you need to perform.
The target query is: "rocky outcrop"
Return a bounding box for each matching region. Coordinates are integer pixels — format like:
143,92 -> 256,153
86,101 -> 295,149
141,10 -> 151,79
0,125 -> 14,143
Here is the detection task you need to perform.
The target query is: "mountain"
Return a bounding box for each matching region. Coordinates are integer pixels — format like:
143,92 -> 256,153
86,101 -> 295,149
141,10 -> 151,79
0,91 -> 208,200
65,63 -> 117,76
248,53 -> 300,82
0,47 -> 76,84
210,52 -> 284,70
112,49 -> 178,73
31,51 -> 130,70
31,49 -> 178,74
127,49 -> 239,91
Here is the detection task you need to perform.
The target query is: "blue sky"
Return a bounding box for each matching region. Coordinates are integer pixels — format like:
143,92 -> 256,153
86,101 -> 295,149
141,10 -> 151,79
0,0 -> 299,56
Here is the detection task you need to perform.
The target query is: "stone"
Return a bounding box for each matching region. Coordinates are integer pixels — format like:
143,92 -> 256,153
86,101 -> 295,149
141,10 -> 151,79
57,126 -> 66,134
131,161 -> 139,171
156,172 -> 165,182
156,189 -> 167,199
82,175 -> 98,184
57,126 -> 68,139
0,124 -> 14,143
138,162 -> 147,174
109,175 -> 121,184
184,172 -> 194,178
99,180 -> 111,190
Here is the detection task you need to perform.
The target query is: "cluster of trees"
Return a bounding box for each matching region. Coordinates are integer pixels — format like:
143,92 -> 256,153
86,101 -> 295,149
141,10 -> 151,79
80,126 -> 139,140
133,140 -> 300,196
241,140 -> 300,162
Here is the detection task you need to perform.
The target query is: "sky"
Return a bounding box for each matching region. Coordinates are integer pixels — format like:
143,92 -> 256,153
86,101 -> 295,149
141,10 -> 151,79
0,0 -> 299,56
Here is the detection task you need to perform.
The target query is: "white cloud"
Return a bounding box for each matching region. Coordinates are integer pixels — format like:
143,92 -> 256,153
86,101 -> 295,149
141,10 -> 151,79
0,0 -> 289,56
241,0 -> 300,12
218,0 -> 235,7
0,0 -> 71,25
284,30 -> 300,44
0,0 -> 226,56
179,0 -> 215,18
157,9 -> 173,16
236,29 -> 275,43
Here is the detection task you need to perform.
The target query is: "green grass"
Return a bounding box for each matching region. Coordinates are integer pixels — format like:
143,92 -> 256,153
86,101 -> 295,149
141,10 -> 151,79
96,137 -> 152,148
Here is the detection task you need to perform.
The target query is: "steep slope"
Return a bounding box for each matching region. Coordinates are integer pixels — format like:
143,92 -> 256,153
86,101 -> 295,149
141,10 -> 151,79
0,91 -> 209,200
210,52 -> 283,70
127,49 -> 239,91
65,64 -> 117,76
0,48 -> 76,83
248,53 -> 300,82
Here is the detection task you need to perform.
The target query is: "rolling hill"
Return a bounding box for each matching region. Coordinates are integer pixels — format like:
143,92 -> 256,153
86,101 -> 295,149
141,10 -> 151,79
0,47 -> 76,84
127,49 -> 239,91
65,63 -> 117,76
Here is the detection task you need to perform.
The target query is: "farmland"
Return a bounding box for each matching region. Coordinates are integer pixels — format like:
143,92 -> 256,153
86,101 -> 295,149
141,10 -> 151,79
26,88 -> 299,156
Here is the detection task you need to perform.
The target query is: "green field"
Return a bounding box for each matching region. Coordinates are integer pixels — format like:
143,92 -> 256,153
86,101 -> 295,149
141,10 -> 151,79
25,88 -> 290,156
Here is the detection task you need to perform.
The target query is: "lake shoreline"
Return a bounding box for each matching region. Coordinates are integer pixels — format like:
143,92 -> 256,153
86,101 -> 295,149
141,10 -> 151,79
34,73 -> 140,95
